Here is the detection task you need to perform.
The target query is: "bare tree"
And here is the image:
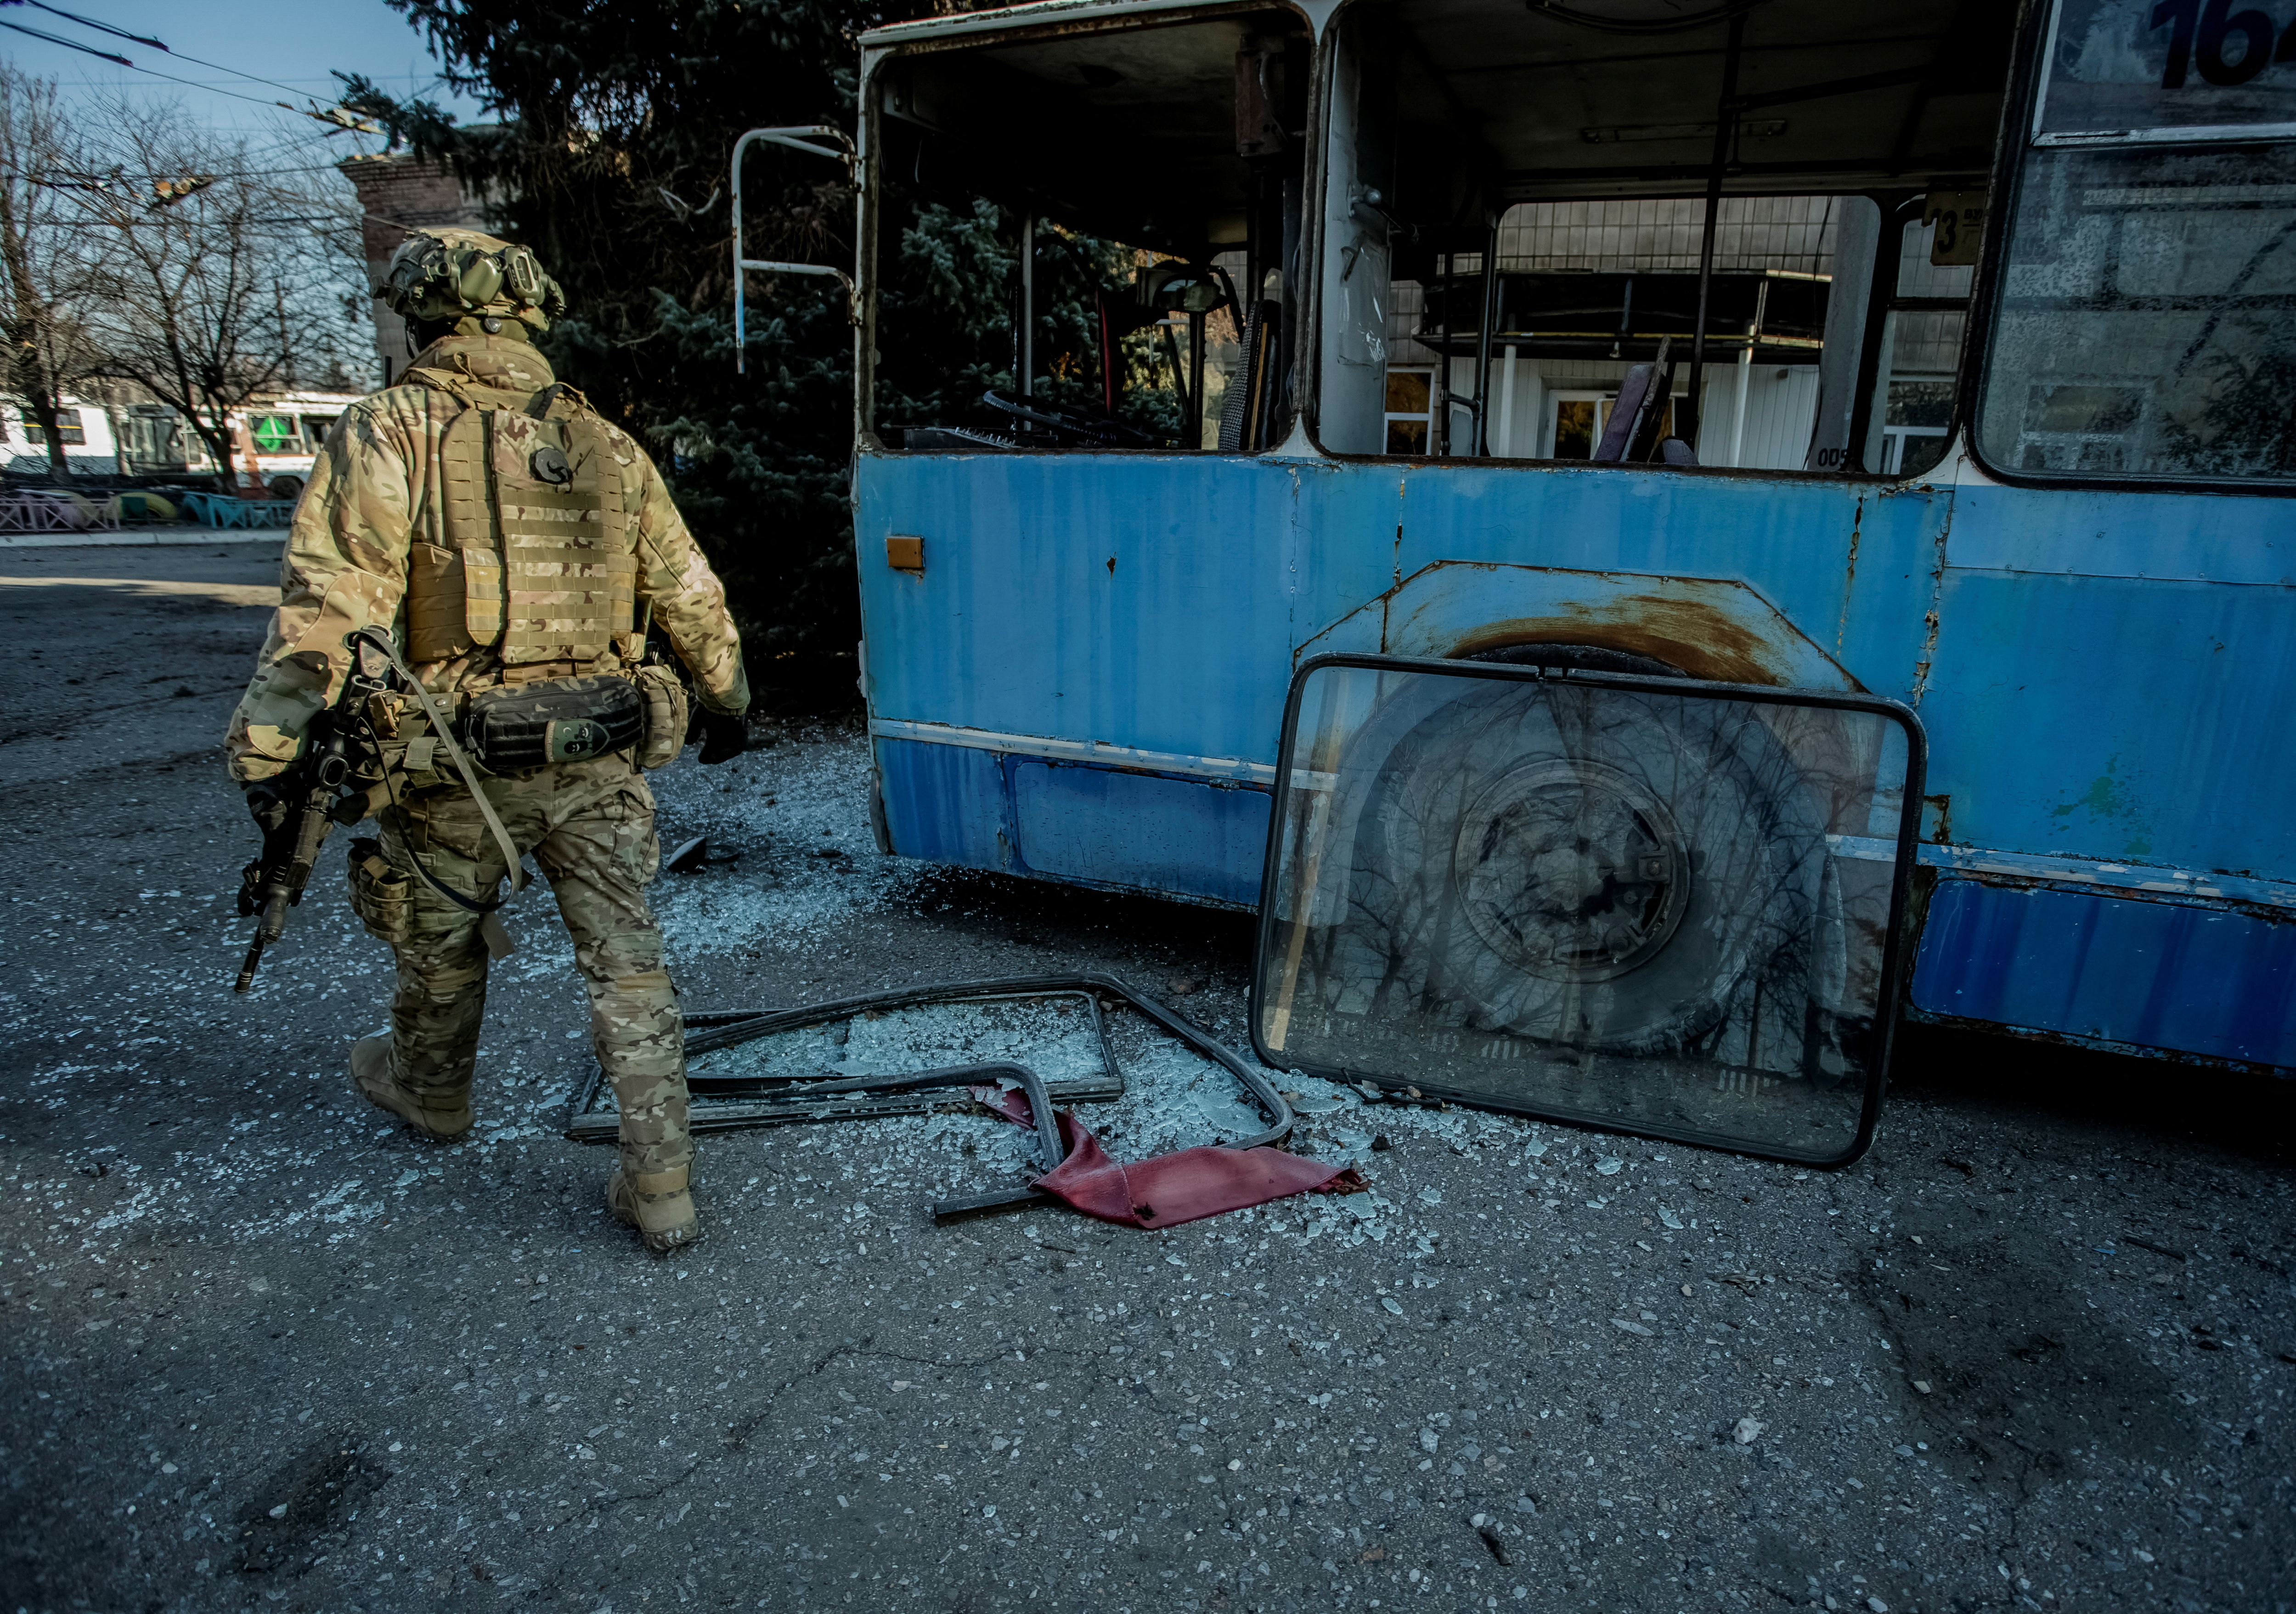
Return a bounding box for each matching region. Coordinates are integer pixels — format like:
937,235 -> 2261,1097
0,67 -> 102,482
79,99 -> 368,489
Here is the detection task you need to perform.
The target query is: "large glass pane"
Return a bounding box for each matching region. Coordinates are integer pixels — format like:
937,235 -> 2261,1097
1253,659 -> 1923,1165
1981,0 -> 2296,481
1978,138 -> 2296,479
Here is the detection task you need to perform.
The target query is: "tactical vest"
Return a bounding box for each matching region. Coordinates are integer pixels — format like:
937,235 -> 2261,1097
401,386 -> 637,671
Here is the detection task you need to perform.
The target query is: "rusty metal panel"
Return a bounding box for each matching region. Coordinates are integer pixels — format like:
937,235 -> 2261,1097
1296,561 -> 1866,688
1010,758 -> 1268,905
856,449 -> 1304,768
852,443 -> 2294,1077
1290,462 -> 1952,703
1941,481 -> 2293,584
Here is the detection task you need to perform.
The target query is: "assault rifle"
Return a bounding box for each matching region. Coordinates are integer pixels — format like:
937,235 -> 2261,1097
232,634 -> 395,992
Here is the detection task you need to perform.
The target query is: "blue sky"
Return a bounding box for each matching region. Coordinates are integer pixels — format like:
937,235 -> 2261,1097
0,0 -> 488,141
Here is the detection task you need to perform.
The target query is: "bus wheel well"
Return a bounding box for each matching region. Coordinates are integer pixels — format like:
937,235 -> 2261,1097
1456,640 -> 1684,679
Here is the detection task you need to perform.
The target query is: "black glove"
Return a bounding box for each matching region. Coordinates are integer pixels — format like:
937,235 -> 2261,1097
242,780 -> 289,835
696,710 -> 748,766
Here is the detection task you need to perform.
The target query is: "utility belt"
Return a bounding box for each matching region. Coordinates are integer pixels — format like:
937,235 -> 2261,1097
465,674 -> 645,770
334,630 -> 690,960
392,665 -> 688,781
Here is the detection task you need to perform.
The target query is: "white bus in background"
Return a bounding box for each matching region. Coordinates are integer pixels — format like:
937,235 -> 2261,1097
221,391 -> 362,495
1,400 -> 122,476
4,390 -> 361,492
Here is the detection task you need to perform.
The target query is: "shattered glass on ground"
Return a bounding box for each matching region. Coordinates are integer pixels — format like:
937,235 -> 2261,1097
7,559 -> 2290,1614
646,736 -> 927,958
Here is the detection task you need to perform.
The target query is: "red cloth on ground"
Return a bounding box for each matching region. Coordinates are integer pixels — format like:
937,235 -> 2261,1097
973,1086 -> 1365,1230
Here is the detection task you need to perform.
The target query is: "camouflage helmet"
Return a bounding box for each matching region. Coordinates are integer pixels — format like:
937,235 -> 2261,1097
380,227 -> 567,331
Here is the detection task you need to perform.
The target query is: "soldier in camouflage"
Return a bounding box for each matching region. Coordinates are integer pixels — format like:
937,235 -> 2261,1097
226,227 -> 748,1254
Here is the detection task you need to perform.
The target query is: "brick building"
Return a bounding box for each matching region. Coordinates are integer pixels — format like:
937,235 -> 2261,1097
339,148 -> 495,384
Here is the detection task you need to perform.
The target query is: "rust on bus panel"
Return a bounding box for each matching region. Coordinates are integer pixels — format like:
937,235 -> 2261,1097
1445,590 -> 1782,686
1298,560 -> 1866,692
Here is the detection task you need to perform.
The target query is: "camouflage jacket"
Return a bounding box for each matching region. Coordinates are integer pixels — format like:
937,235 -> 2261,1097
225,333 -> 749,783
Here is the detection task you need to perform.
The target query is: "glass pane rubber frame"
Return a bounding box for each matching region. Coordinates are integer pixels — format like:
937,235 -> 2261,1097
1250,655 -> 1927,1168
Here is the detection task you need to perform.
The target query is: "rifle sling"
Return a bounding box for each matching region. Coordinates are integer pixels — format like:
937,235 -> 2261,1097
350,629 -> 528,933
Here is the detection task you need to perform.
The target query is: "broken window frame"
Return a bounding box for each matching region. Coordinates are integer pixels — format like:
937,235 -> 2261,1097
853,0 -> 2013,476
854,1 -> 1315,458
1247,653 -> 1929,1169
563,980 -> 1123,1142
566,973 -> 1299,1217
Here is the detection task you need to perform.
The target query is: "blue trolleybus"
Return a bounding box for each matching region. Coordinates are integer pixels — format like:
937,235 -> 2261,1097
818,0 -> 2294,1084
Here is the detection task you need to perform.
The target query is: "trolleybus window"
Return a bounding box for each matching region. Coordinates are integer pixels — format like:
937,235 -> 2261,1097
869,9 -> 1310,453
1315,0 -> 2011,474
21,407 -> 84,445
1974,0 -> 2296,483
1427,196 -> 1844,468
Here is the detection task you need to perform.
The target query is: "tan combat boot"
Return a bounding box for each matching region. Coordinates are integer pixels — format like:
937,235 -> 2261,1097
607,1162 -> 700,1254
350,1035 -> 474,1142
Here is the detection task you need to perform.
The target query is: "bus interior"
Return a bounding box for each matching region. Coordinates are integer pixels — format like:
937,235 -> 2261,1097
871,6 -> 1313,452
870,0 -> 2296,485
866,0 -> 2014,475
1315,0 -> 2010,471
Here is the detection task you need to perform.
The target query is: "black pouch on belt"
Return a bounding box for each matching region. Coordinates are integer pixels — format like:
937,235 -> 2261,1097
462,676 -> 645,771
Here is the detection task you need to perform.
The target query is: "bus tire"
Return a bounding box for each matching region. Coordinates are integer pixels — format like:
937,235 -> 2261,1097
1335,675 -> 1829,1057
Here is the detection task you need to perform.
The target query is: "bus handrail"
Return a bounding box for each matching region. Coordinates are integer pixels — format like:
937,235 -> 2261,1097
731,124 -> 859,370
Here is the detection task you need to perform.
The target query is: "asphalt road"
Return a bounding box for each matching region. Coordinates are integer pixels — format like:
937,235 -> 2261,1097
2,543 -> 2291,1614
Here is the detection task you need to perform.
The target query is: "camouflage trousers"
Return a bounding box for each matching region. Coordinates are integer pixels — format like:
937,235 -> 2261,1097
355,754 -> 688,1174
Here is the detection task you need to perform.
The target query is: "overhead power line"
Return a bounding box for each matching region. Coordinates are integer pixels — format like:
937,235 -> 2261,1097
5,0 -> 319,99
95,58 -> 286,110
0,22 -> 276,110
18,0 -> 159,51
0,16 -> 130,68
0,0 -> 385,127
